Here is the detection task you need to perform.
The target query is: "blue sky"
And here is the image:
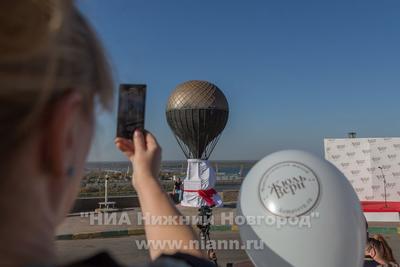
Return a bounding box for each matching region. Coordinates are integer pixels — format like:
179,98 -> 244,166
81,0 -> 400,162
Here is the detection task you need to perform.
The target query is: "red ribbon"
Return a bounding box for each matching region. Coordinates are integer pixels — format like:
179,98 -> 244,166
184,188 -> 218,206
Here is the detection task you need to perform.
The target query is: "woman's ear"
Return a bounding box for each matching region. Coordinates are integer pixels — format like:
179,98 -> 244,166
40,91 -> 83,179
370,247 -> 376,259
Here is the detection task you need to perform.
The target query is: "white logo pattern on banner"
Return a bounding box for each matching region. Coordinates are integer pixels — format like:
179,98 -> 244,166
324,138 -> 400,201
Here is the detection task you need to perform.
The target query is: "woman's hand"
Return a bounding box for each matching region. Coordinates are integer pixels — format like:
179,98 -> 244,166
115,130 -> 161,188
116,130 -> 203,260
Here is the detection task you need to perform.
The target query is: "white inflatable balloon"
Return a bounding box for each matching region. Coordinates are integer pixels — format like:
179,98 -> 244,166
238,150 -> 365,267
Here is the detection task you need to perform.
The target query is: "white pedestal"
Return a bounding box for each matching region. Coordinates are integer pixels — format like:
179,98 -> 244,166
181,159 -> 222,207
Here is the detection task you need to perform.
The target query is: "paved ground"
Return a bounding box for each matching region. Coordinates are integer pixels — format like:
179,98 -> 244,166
56,231 -> 400,267
56,203 -> 400,266
56,232 -> 249,267
56,230 -> 400,267
57,204 -> 237,236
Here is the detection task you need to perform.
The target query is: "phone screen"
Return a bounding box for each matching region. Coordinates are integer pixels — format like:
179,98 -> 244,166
116,84 -> 146,139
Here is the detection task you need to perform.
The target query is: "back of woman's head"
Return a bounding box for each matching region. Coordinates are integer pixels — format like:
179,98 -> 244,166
367,236 -> 397,263
372,234 -> 397,263
0,0 -> 113,170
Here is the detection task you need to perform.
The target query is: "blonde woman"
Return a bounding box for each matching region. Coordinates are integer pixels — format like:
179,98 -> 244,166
0,1 -> 210,266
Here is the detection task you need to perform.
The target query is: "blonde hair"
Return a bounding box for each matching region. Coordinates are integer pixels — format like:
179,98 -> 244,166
0,0 -> 113,164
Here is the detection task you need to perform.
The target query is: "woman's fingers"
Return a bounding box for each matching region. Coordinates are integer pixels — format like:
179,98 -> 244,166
116,130 -> 160,156
115,139 -> 135,156
115,137 -> 132,146
133,130 -> 146,152
115,138 -> 131,149
114,137 -> 130,143
145,131 -> 158,145
145,131 -> 160,151
115,137 -> 135,149
115,142 -> 131,154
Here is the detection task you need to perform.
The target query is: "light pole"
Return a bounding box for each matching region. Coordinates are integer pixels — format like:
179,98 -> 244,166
104,174 -> 109,207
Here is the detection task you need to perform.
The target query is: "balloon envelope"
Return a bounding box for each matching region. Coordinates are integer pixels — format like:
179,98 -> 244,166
166,80 -> 229,159
238,150 -> 366,267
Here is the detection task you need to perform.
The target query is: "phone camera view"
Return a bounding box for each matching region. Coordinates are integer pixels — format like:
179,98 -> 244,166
116,84 -> 146,139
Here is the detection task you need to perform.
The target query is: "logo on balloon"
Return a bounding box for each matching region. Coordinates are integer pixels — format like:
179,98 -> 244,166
258,162 -> 320,218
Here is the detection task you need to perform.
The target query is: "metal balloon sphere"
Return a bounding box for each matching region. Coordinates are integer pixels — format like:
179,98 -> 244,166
166,80 -> 229,159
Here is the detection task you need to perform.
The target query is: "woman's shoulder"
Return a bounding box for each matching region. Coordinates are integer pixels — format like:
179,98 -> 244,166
378,263 -> 400,267
150,253 -> 214,267
60,251 -> 121,267
59,251 -> 214,267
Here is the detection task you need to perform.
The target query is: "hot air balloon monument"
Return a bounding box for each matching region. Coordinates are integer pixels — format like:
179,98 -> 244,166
166,80 -> 229,208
